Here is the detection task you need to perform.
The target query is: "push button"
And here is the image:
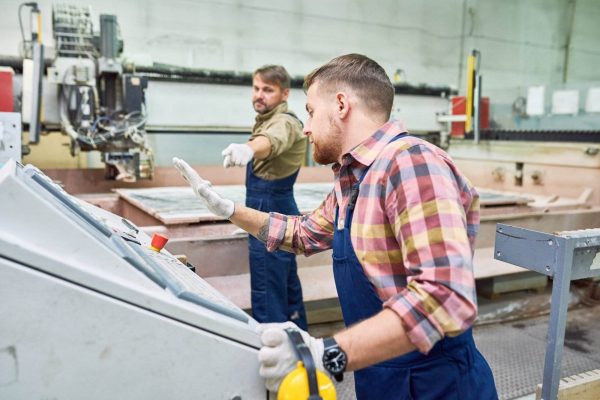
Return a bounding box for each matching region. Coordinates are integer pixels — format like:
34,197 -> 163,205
150,233 -> 169,252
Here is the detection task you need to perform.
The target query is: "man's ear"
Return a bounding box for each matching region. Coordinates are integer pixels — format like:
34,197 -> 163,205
336,92 -> 350,119
282,88 -> 290,101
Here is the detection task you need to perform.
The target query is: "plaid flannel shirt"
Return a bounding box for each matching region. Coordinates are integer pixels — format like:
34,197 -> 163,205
265,119 -> 480,353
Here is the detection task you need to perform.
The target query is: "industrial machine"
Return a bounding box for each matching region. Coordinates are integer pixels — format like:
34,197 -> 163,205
0,159 -> 267,399
2,3 -> 456,171
441,50 -> 600,205
495,224 -> 600,400
16,3 -> 154,181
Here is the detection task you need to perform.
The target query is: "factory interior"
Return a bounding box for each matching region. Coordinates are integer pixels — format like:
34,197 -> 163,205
1,1 -> 600,399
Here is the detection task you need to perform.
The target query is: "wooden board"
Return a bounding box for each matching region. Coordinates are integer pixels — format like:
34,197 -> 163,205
536,369 -> 600,400
204,264 -> 338,310
473,247 -> 528,279
116,182 -> 334,225
478,189 -> 533,207
117,183 -> 534,225
116,184 -> 535,225
204,247 -> 536,311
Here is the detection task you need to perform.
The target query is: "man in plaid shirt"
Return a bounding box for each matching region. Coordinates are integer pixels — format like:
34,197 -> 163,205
174,54 -> 497,399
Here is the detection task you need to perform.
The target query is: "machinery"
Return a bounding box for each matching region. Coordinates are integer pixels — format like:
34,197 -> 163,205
17,3 -> 154,181
0,157 -> 342,398
495,224 -> 600,400
441,50 -> 600,204
0,158 -> 266,399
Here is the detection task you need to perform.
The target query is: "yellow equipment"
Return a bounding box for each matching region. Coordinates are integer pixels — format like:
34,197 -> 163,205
465,49 -> 481,136
465,52 -> 476,133
277,328 -> 337,400
278,361 -> 336,400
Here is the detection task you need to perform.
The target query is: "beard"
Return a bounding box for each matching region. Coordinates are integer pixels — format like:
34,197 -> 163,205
312,116 -> 343,165
253,100 -> 271,114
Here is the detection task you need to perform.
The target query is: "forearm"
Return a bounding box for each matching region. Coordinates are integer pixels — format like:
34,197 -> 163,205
248,136 -> 271,160
334,308 -> 416,371
231,193 -> 337,255
229,204 -> 270,240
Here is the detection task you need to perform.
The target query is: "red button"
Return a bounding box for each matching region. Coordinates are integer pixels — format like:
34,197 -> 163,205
150,233 -> 169,251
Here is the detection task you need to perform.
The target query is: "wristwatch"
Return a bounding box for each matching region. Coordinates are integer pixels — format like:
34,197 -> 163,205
322,337 -> 347,382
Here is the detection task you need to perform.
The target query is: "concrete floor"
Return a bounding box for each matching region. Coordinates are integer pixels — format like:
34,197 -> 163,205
308,302 -> 600,400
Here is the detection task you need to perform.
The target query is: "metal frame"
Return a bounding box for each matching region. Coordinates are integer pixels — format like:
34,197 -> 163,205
495,223 -> 600,400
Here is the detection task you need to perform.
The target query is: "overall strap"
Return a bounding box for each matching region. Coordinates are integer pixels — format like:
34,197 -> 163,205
283,111 -> 304,128
348,166 -> 371,211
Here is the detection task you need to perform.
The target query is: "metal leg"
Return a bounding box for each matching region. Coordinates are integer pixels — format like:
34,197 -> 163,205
540,241 -> 574,400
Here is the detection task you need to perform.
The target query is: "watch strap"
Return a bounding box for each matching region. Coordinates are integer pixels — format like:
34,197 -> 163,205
323,336 -> 338,350
322,337 -> 345,382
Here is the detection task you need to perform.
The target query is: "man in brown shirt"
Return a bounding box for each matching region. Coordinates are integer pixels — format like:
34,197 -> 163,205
221,65 -> 308,329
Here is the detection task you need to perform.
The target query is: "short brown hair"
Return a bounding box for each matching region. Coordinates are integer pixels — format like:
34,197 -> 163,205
253,65 -> 291,90
304,54 -> 394,119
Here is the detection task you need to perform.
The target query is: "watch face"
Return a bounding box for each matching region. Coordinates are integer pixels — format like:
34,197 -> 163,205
323,347 -> 347,375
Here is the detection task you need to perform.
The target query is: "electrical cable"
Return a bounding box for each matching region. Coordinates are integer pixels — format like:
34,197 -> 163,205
18,3 -> 30,56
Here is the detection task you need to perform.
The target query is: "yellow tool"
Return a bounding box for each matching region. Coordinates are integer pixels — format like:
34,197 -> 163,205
278,361 -> 336,400
277,328 -> 337,400
465,52 -> 476,133
465,49 -> 481,134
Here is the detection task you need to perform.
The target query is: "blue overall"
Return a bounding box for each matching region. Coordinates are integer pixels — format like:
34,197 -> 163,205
332,133 -> 498,400
246,162 -> 308,330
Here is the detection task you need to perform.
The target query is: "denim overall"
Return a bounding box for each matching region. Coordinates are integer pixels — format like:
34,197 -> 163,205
246,162 -> 307,330
332,133 -> 497,399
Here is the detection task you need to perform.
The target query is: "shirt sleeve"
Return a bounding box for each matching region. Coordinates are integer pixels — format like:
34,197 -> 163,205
265,190 -> 337,255
251,116 -> 300,160
382,144 -> 478,353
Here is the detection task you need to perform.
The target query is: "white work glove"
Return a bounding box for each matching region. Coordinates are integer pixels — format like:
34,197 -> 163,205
172,157 -> 235,219
257,321 -> 324,393
221,143 -> 254,168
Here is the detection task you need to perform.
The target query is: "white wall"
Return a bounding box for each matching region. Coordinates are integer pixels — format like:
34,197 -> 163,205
2,0 -> 598,102
2,0 -> 600,166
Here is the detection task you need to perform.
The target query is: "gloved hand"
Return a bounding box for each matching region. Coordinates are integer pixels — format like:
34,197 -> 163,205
221,143 -> 254,168
256,321 -> 324,392
172,157 -> 235,219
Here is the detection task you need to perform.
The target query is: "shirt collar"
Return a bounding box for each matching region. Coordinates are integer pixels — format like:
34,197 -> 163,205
332,119 -> 408,172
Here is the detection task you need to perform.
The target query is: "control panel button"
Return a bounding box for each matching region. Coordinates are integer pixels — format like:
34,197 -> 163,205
150,233 -> 169,252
